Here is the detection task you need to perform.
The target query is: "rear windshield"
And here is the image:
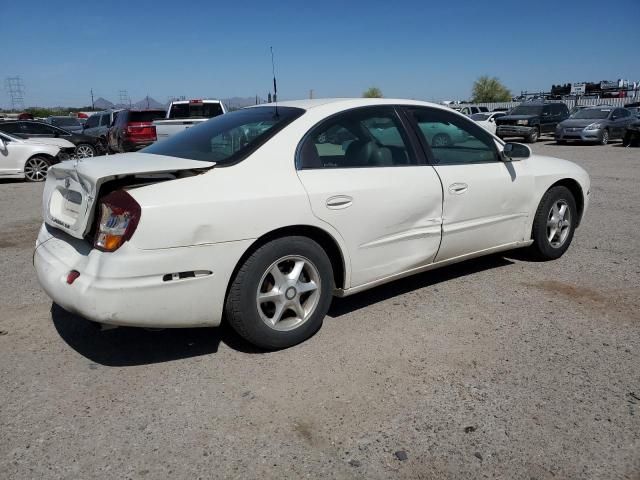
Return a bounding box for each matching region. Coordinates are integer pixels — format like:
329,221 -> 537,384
51,117 -> 80,126
168,102 -> 224,119
509,105 -> 543,116
571,108 -> 611,119
143,106 -> 305,164
129,110 -> 166,122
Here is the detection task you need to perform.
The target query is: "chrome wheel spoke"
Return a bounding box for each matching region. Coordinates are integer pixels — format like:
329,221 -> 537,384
269,264 -> 286,286
297,280 -> 318,295
258,288 -> 281,303
291,299 -> 306,319
558,204 -> 567,219
288,260 -> 305,282
270,301 -> 286,326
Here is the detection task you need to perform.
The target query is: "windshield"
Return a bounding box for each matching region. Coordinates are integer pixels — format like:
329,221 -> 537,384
168,102 -> 224,119
571,108 -> 611,119
144,106 -> 304,163
52,117 -> 80,126
509,105 -> 543,116
470,113 -> 491,121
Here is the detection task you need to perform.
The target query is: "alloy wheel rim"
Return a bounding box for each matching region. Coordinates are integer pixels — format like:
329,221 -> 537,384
76,145 -> 94,157
546,200 -> 571,248
256,255 -> 321,331
24,158 -> 48,181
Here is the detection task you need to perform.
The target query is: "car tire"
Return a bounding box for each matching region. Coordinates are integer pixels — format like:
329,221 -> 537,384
529,185 -> 577,260
225,236 -> 334,350
75,143 -> 96,158
556,139 -> 566,145
599,129 -> 609,146
525,127 -> 539,143
432,133 -> 452,147
23,156 -> 50,182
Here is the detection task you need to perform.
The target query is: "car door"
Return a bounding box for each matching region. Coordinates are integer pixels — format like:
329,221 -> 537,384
612,109 -> 631,138
405,106 -> 534,261
296,106 -> 443,288
82,114 -> 100,137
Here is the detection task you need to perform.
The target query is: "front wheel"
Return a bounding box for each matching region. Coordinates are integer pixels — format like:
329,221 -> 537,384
599,129 -> 609,145
24,156 -> 50,182
530,186 -> 577,260
225,236 -> 334,350
525,127 -> 539,143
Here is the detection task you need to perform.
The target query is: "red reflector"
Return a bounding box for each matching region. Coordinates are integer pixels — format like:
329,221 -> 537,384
66,270 -> 80,284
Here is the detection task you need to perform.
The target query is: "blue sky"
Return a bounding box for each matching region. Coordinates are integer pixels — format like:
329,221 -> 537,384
3,0 -> 639,108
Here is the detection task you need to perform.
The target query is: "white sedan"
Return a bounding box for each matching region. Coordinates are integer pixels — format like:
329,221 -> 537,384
0,132 -> 74,182
34,99 -> 590,349
470,111 -> 508,134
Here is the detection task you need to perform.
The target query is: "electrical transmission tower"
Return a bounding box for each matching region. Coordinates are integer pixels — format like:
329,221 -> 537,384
5,76 -> 26,110
118,89 -> 130,106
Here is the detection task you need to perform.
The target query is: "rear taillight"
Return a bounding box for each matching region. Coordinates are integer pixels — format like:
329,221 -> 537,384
125,122 -> 156,140
94,190 -> 141,252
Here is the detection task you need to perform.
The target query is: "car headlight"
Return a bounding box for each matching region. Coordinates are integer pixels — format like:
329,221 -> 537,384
585,123 -> 602,130
516,119 -> 528,126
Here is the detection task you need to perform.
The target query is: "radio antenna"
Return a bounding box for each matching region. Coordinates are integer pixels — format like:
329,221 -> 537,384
271,46 -> 278,117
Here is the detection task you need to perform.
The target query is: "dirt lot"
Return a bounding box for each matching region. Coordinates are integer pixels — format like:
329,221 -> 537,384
1,141 -> 639,479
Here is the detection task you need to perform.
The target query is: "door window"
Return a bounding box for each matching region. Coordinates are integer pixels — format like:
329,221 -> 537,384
408,107 -> 500,165
84,115 -> 99,129
25,122 -> 54,134
298,107 -> 416,169
100,114 -> 111,127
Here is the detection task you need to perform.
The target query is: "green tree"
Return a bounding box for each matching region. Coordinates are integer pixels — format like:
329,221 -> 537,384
362,87 -> 383,98
471,76 -> 512,103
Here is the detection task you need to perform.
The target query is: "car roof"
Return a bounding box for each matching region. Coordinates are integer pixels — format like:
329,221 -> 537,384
171,100 -> 221,104
251,97 -> 455,112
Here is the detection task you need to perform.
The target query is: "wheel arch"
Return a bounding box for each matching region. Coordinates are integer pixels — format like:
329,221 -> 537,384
226,224 -> 348,301
549,178 -> 585,227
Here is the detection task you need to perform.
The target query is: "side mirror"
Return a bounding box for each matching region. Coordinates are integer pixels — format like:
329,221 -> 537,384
502,142 -> 531,161
489,118 -> 495,123
0,138 -> 5,149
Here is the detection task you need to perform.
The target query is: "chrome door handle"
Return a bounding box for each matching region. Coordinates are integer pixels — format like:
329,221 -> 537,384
448,183 -> 468,195
326,195 -> 353,209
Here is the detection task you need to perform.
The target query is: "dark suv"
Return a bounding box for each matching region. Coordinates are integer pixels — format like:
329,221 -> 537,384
106,109 -> 165,153
496,102 -> 569,143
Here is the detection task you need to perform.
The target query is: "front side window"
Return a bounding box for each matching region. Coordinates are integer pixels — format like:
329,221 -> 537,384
408,107 -> 499,165
298,107 -> 416,169
25,122 -> 53,134
84,116 -> 99,128
144,106 -> 304,164
0,123 -> 20,134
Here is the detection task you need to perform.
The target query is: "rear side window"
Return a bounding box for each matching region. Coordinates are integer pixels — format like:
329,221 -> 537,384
144,106 -> 303,164
298,107 -> 416,169
100,114 -> 111,127
169,102 -> 224,119
128,110 -> 166,122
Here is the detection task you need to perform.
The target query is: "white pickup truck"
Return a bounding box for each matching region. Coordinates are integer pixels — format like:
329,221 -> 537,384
153,99 -> 226,140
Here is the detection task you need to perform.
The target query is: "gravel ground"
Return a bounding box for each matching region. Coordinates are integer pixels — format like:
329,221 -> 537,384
1,140 -> 639,479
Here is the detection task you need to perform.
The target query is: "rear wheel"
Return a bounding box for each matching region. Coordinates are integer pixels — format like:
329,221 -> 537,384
75,143 -> 96,158
530,186 -> 576,260
225,236 -> 334,350
525,127 -> 539,143
24,156 -> 50,182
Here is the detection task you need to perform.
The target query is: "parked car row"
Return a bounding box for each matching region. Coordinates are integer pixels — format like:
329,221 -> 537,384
465,100 -> 639,145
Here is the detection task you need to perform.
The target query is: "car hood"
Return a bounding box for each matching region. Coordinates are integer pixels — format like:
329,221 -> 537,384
22,137 -> 75,149
559,119 -> 605,128
42,153 -> 215,239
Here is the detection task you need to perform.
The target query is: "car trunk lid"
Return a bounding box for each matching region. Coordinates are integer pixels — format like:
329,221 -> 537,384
42,153 -> 214,239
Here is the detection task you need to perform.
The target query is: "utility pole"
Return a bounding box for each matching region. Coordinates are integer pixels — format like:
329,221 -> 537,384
90,89 -> 95,110
309,89 -> 314,99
